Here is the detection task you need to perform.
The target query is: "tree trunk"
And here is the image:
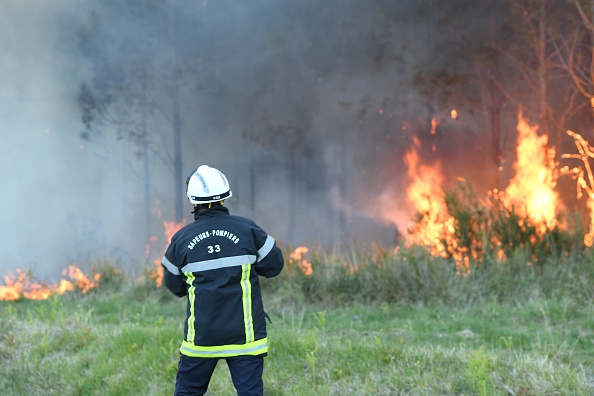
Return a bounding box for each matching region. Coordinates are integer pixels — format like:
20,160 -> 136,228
490,74 -> 502,190
538,2 -> 550,142
171,0 -> 184,223
141,97 -> 152,241
172,81 -> 183,222
590,0 -> 594,121
489,8 -> 502,190
286,150 -> 297,244
249,156 -> 256,218
337,140 -> 349,243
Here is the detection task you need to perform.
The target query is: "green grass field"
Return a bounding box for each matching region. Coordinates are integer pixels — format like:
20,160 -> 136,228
1,246 -> 594,395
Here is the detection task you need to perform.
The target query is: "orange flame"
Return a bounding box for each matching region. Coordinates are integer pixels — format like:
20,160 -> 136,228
0,265 -> 100,301
395,110 -> 559,272
502,112 -> 559,234
64,265 -> 101,294
402,139 -> 469,273
403,137 -> 453,256
289,246 -> 313,276
163,220 -> 186,244
150,219 -> 187,287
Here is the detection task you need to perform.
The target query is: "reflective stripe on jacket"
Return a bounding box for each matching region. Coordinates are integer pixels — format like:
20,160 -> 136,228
161,206 -> 284,358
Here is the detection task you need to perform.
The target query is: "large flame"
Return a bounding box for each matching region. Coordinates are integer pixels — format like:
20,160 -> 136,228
403,137 -> 454,255
395,110 -> 560,271
502,112 -> 559,234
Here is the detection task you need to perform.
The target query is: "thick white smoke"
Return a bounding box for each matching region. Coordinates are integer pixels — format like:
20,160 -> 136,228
0,1 -> 152,278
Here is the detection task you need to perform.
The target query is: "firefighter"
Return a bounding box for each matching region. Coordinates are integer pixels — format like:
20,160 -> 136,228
161,165 -> 284,396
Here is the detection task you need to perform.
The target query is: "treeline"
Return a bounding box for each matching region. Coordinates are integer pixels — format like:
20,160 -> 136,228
73,0 -> 594,246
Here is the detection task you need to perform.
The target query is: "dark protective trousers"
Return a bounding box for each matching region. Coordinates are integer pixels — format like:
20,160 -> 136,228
175,355 -> 264,396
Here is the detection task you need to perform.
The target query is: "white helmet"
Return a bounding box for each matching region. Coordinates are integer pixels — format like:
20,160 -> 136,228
186,165 -> 232,204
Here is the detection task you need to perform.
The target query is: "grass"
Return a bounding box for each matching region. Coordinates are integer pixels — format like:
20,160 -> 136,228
1,245 -> 594,395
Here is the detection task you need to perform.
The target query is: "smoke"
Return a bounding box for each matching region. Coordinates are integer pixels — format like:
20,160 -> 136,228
0,0 -> 498,279
0,1 -> 147,277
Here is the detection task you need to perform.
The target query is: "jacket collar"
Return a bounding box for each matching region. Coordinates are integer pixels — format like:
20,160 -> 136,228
193,205 -> 229,221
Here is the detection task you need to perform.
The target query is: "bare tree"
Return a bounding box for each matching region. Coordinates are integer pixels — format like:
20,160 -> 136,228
553,1 -> 594,124
78,0 -> 208,224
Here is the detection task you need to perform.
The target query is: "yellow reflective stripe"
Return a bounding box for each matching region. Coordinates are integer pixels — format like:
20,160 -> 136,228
185,272 -> 196,343
240,264 -> 254,343
180,338 -> 268,358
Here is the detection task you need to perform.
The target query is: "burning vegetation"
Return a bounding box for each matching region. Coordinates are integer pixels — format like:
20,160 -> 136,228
0,265 -> 100,301
3,108 -> 594,298
288,246 -> 313,277
388,110 -> 586,274
145,216 -> 187,288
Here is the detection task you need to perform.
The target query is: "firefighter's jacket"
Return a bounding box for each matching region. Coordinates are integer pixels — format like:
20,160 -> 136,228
161,205 -> 284,359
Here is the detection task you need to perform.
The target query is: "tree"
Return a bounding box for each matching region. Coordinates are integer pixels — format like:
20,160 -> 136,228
412,1 -> 586,188
554,0 -> 594,128
505,0 -> 583,156
411,0 -> 516,190
78,0 -> 209,224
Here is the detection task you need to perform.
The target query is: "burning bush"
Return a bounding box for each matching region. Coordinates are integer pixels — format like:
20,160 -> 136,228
392,111 -> 587,272
432,182 -> 581,269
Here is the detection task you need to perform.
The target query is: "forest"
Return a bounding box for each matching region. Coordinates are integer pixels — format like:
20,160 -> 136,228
70,1 -> 594,259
